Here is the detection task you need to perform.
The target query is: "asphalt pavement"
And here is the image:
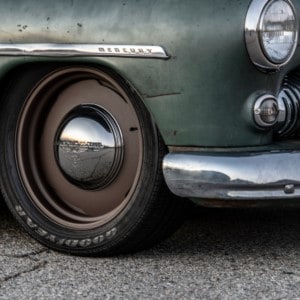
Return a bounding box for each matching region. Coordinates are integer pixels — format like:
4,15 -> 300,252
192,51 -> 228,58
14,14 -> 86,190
0,201 -> 299,299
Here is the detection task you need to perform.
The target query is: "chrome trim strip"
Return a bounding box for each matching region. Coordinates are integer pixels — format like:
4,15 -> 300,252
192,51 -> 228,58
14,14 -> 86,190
0,43 -> 169,58
163,151 -> 300,200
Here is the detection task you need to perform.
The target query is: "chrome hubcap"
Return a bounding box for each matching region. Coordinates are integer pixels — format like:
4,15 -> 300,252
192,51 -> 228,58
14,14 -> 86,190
55,105 -> 124,189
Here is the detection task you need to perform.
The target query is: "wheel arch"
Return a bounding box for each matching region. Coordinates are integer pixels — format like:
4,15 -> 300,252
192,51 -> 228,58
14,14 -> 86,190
0,61 -> 164,141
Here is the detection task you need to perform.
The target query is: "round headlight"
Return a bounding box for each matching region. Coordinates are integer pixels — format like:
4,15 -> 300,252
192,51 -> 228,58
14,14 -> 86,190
245,0 -> 298,71
260,0 -> 298,64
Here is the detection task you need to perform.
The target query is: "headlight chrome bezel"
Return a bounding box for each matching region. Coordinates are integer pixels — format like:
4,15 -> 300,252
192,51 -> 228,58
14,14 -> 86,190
245,0 -> 298,71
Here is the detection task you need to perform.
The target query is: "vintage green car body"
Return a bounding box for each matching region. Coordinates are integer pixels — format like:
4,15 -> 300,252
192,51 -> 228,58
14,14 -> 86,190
0,0 -> 284,146
0,0 -> 299,254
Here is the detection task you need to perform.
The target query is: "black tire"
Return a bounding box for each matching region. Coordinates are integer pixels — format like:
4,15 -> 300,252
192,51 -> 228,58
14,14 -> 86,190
0,64 -> 186,255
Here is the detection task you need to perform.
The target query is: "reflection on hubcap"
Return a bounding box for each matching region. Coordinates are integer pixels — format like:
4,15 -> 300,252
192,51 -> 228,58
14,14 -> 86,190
56,105 -> 124,189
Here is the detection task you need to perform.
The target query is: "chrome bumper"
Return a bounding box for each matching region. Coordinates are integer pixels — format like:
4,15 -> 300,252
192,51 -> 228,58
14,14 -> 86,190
163,151 -> 300,200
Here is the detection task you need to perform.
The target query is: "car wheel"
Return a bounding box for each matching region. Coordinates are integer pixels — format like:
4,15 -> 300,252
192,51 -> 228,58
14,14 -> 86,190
0,65 -> 185,255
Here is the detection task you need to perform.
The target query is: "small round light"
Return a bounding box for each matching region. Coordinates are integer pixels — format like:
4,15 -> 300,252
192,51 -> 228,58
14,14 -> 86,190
254,95 -> 279,127
260,0 -> 298,64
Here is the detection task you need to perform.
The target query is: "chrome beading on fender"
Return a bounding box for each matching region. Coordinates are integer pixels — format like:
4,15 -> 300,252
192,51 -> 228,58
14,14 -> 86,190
0,43 -> 169,59
163,151 -> 300,200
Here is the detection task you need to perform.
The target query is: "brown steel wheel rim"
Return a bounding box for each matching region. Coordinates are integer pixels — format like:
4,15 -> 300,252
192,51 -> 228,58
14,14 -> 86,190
16,67 -> 143,230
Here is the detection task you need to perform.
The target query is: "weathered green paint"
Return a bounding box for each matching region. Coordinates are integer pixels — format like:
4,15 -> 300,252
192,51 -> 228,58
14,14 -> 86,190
0,0 -> 299,146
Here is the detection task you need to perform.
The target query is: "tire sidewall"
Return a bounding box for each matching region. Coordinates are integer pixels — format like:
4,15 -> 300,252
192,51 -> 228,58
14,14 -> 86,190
0,65 -> 161,254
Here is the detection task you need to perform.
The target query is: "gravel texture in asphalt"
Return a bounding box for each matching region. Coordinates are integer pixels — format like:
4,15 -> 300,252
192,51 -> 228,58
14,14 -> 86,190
0,202 -> 299,299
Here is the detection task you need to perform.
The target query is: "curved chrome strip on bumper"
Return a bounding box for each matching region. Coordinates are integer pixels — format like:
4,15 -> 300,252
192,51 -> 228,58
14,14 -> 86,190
0,43 -> 169,58
163,151 -> 300,200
